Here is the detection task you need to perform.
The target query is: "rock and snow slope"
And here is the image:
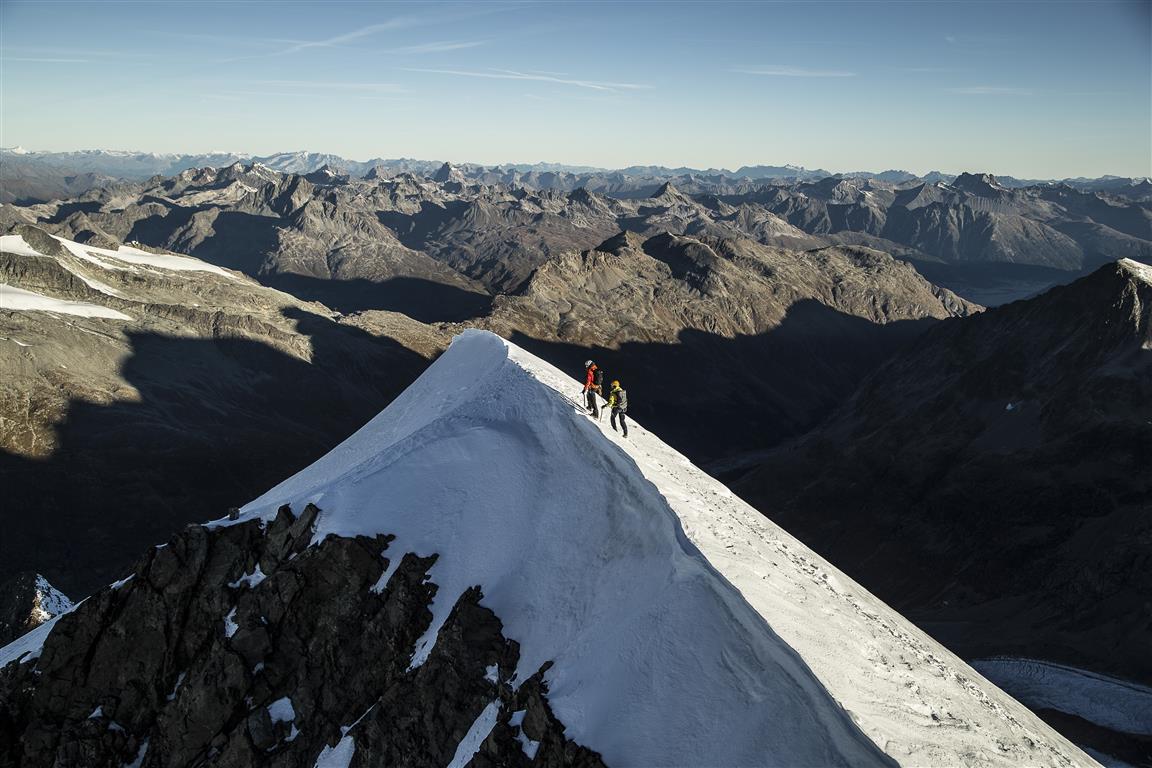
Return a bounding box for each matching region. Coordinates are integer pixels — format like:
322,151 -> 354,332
217,329 -> 1089,767
0,330 -> 1093,767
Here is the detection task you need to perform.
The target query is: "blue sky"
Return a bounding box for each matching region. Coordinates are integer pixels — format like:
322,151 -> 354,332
1,0 -> 1149,177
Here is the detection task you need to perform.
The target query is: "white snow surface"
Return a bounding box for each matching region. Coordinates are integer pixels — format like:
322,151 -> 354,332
122,738 -> 149,768
223,607 -> 239,638
0,235 -> 122,296
30,574 -> 74,625
166,672 -> 187,702
228,565 -> 267,589
0,284 -> 132,320
447,700 -> 501,768
267,696 -> 296,725
0,613 -> 64,668
313,735 -> 355,768
52,235 -> 239,279
970,658 -> 1152,737
509,710 -> 541,760
219,329 -> 1093,768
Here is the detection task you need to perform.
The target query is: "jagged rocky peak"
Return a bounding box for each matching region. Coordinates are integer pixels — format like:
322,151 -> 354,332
566,186 -> 600,206
303,163 -> 347,185
432,161 -> 465,184
951,171 -> 1007,195
594,229 -> 646,254
363,164 -> 393,181
0,572 -> 73,645
1118,256 -> 1152,287
649,180 -> 688,202
0,331 -> 1093,767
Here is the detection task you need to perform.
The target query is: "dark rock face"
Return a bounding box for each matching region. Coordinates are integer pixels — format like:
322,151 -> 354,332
735,261 -> 1152,686
0,504 -> 603,768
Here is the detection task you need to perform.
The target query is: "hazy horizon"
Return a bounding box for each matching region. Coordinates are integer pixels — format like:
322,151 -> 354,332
2,0 -> 1149,179
5,143 -> 1151,182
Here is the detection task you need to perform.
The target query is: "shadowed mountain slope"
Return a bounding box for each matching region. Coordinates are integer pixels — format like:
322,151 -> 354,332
735,259 -> 1152,687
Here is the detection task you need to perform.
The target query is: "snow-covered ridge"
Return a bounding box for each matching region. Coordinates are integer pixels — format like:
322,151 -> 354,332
218,329 -> 1091,767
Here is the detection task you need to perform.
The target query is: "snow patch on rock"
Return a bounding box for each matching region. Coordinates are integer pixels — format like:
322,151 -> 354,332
267,696 -> 295,725
228,565 -> 267,589
122,738 -> 148,768
313,735 -> 355,768
509,709 -> 540,760
53,235 -> 240,279
0,284 -> 132,320
223,607 -> 239,638
447,700 -> 500,768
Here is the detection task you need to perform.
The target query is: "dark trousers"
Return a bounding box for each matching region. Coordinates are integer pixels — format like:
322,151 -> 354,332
611,408 -> 628,436
586,389 -> 599,417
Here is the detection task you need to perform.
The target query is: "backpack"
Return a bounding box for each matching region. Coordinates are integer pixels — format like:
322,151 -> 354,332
615,387 -> 628,412
593,367 -> 604,392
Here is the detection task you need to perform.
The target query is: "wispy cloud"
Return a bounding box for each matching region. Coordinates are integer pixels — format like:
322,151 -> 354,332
948,86 -> 1034,95
221,5 -> 510,62
249,80 -> 407,93
898,66 -> 961,74
406,67 -> 651,92
382,40 -> 485,55
282,19 -> 418,56
218,16 -> 423,61
732,66 -> 856,78
2,57 -> 88,63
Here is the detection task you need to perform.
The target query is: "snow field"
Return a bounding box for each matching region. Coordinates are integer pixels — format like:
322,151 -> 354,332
52,235 -> 239,278
0,284 -> 132,320
0,234 -> 123,296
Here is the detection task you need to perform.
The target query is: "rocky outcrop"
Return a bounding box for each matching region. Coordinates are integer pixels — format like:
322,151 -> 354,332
0,504 -> 602,768
0,573 -> 72,646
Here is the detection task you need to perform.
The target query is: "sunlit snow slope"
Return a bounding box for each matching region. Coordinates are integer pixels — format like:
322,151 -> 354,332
220,329 -> 1093,768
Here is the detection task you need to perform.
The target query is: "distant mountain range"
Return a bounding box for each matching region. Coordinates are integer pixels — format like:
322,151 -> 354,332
3,147 -> 1149,203
5,159 -> 1146,311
